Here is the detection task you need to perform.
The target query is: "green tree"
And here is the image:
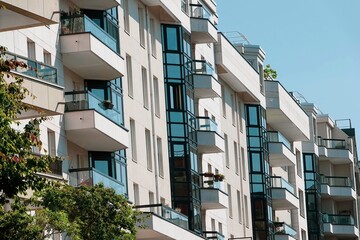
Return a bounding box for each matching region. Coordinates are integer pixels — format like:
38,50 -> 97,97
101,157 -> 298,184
0,46 -> 58,202
263,64 -> 277,80
38,184 -> 138,240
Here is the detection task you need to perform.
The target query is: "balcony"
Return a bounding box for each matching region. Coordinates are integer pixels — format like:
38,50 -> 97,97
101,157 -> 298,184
69,167 -> 126,195
64,91 -> 128,151
318,138 -> 353,164
201,181 -> 228,210
265,80 -> 310,142
197,117 -> 225,154
271,177 -> 299,210
274,222 -> 297,240
193,60 -> 221,99
3,51 -> 64,119
203,231 -> 225,240
268,131 -> 296,167
323,214 -> 359,237
320,176 -> 355,200
134,204 -> 204,240
0,0 -> 58,32
60,14 -> 124,80
215,33 -> 265,104
70,0 -> 120,10
190,4 -> 217,43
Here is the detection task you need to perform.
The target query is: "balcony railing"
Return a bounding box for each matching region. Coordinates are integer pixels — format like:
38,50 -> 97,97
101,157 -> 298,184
61,14 -> 119,53
317,137 -> 350,151
69,167 -> 127,196
133,204 -> 189,230
320,175 -> 352,188
3,51 -> 57,84
271,176 -> 295,195
203,231 -> 225,240
268,131 -> 291,150
193,60 -> 215,76
65,91 -> 123,126
190,4 -> 211,19
322,214 -> 355,225
197,116 -> 218,132
273,222 -> 297,237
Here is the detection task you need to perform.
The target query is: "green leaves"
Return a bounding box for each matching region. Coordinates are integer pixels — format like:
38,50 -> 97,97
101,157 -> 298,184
264,64 -> 278,80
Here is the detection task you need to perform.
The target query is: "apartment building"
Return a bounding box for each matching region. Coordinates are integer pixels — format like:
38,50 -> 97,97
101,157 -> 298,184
0,0 -> 359,240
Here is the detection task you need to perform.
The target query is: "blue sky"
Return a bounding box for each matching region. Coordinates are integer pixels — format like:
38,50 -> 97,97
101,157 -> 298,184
217,0 -> 360,137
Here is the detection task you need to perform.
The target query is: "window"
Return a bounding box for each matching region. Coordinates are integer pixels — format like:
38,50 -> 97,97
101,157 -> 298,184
238,100 -> 243,132
145,129 -> 152,171
157,137 -> 164,177
296,149 -> 302,178
225,134 -> 229,168
126,54 -> 133,97
123,0 -> 130,33
221,85 -> 226,118
244,195 -> 249,227
153,76 -> 160,117
47,129 -> 62,176
211,218 -> 215,231
241,147 -> 246,180
130,119 -> 137,162
237,190 -> 242,223
142,67 -> 149,108
150,18 -> 156,57
138,7 -> 145,47
234,141 -> 239,174
218,222 -> 223,234
228,184 -> 232,218
231,94 -> 236,125
301,229 -> 306,240
259,63 -> 264,94
149,191 -> 155,212
27,39 -> 35,60
299,190 -> 305,217
181,0 -> 188,14
43,50 -> 51,65
133,183 -> 139,205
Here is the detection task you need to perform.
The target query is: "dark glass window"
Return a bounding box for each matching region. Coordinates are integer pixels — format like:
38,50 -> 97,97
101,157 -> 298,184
251,152 -> 262,172
165,27 -> 179,51
248,106 -> 259,126
304,154 -> 314,171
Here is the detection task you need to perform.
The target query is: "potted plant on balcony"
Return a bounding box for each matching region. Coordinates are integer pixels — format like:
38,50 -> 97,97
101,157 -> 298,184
213,174 -> 225,182
102,100 -> 114,110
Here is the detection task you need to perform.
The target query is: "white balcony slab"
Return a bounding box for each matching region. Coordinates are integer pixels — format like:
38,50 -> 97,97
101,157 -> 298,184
318,146 -> 353,164
215,33 -> 265,105
268,142 -> 296,167
265,80 -> 310,142
274,235 -> 296,240
70,0 -> 120,10
0,0 -> 58,31
272,188 -> 299,210
60,33 -> 124,80
321,185 -> 356,200
197,131 -> 224,154
190,17 -> 217,43
323,223 -> 359,238
136,213 -> 204,240
194,74 -> 221,99
64,110 -> 128,151
201,188 -> 228,210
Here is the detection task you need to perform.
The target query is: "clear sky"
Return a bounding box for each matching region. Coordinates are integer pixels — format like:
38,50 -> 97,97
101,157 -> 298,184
217,0 -> 360,138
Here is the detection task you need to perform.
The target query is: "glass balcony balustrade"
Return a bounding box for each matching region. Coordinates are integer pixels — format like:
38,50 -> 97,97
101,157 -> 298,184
322,214 -> 355,225
69,167 -> 127,196
61,14 -> 119,53
271,176 -> 295,195
133,204 -> 189,230
197,116 -> 218,132
65,91 -> 123,126
203,231 -> 225,240
268,131 -> 291,150
193,60 -> 215,76
3,51 -> 57,84
317,137 -> 350,150
273,222 -> 297,237
320,175 -> 352,188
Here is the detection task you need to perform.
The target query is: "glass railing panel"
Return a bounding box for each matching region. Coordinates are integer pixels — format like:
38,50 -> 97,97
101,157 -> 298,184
69,168 -> 125,196
197,116 -> 218,132
65,91 -> 123,125
190,4 -> 211,20
193,60 -> 215,75
268,131 -> 291,149
274,222 -> 297,237
323,214 -> 355,225
61,15 -> 118,53
134,204 -> 189,230
3,51 -> 58,84
271,176 -> 295,195
321,176 -> 352,187
318,138 -> 348,150
203,231 -> 225,240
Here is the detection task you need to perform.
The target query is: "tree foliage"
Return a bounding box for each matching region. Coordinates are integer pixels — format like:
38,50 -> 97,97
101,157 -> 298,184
263,64 -> 277,80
